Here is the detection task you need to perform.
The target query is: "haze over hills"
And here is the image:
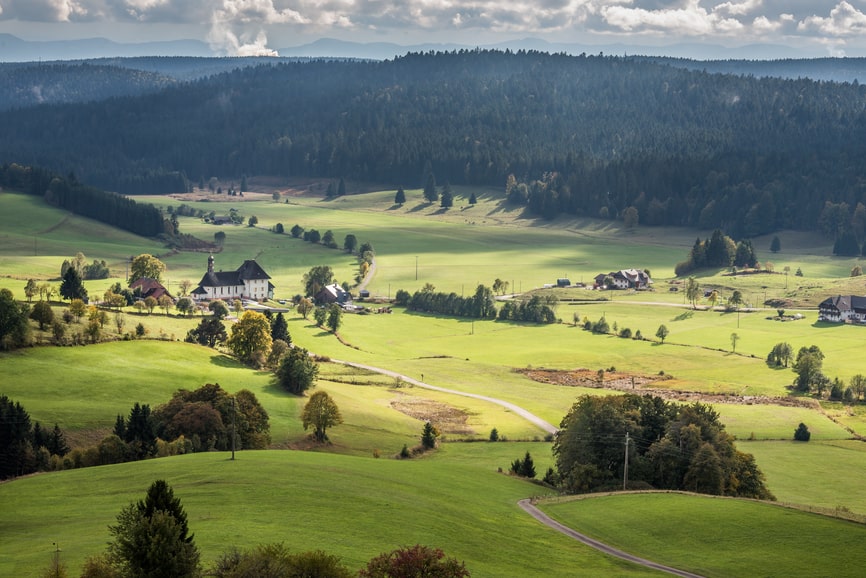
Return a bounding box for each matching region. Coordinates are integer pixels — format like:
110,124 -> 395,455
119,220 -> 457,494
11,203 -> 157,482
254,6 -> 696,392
0,32 -> 855,66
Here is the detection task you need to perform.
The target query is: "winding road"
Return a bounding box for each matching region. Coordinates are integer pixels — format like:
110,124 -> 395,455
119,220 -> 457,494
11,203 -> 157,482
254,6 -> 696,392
327,357 -> 701,577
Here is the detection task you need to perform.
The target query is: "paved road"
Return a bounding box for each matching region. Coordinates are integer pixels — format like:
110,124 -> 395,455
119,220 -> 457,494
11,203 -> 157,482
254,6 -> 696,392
329,358 -> 558,435
518,500 -> 705,578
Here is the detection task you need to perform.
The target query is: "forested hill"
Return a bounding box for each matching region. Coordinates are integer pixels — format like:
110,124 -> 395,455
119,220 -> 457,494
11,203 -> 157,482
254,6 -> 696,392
2,49 -> 865,235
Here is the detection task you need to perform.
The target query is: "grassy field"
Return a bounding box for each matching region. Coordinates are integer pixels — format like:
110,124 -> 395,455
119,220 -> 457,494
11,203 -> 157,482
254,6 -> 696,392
539,492 -> 866,577
5,184 -> 866,575
0,450 -> 659,578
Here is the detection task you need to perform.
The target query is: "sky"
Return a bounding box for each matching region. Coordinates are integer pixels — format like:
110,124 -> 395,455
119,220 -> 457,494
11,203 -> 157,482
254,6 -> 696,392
0,0 -> 865,57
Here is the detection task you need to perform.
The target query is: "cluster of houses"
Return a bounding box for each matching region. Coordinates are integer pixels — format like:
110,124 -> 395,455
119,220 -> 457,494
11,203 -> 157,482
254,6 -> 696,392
593,268 -> 653,290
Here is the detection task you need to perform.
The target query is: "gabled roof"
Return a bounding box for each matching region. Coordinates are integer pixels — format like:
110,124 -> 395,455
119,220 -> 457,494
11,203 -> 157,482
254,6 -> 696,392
129,277 -> 172,299
820,295 -> 866,313
236,260 -> 271,281
196,259 -> 271,289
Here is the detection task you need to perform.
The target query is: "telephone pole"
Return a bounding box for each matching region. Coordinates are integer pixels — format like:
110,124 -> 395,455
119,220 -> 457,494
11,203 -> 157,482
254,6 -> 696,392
231,397 -> 236,461
623,432 -> 629,491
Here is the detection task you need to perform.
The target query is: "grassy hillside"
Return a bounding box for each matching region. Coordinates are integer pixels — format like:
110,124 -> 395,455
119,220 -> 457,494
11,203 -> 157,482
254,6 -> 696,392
0,451 -> 655,578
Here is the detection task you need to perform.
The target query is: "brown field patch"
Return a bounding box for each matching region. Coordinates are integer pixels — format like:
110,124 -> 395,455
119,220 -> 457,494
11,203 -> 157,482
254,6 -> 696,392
390,394 -> 475,436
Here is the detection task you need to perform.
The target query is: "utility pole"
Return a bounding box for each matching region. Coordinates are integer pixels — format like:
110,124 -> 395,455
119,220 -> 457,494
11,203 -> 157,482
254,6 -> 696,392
623,432 -> 629,491
231,397 -> 236,461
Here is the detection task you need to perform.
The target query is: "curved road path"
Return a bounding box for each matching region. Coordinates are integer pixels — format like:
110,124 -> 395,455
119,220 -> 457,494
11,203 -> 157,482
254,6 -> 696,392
327,357 -> 701,577
518,500 -> 704,578
329,358 -> 557,435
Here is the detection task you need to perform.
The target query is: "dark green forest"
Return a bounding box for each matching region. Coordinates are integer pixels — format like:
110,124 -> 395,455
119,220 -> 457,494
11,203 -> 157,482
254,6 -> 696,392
1,49 -> 865,235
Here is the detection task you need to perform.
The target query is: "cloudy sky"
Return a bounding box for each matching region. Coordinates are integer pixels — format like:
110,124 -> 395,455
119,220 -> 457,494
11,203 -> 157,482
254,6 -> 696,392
0,0 -> 864,57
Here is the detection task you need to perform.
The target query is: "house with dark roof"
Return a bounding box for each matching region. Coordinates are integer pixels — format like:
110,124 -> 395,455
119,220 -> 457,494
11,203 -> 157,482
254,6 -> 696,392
129,277 -> 172,301
818,295 -> 866,323
192,255 -> 274,301
315,283 -> 351,305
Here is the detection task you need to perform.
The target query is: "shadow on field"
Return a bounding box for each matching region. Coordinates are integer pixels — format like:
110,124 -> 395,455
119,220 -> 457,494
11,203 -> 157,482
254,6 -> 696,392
210,354 -> 245,368
672,311 -> 694,321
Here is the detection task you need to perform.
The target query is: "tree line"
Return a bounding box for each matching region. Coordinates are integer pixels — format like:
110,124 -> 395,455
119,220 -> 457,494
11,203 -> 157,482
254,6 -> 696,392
0,163 -> 166,237
0,50 -> 864,236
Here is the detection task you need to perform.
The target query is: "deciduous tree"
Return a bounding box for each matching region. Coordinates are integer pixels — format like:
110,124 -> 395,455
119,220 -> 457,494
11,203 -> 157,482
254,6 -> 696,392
275,347 -> 318,395
303,265 -> 334,297
227,311 -> 272,366
129,254 -> 166,283
29,300 -> 53,330
302,391 -> 343,442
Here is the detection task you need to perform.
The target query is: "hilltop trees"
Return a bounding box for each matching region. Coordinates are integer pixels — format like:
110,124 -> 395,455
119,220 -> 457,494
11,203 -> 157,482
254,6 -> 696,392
554,394 -> 773,499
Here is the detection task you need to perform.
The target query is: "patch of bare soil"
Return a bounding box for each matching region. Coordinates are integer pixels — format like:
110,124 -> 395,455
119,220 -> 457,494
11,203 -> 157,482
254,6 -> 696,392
517,368 -> 817,409
390,394 -> 475,435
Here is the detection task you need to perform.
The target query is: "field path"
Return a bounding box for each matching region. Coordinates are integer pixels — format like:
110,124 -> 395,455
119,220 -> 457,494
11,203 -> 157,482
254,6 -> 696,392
518,499 -> 705,578
328,358 -> 558,435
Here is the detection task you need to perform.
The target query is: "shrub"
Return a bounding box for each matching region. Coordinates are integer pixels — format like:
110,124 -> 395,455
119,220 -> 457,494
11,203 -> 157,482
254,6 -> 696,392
360,545 -> 470,578
794,423 -> 811,442
489,428 -> 499,442
619,327 -> 632,338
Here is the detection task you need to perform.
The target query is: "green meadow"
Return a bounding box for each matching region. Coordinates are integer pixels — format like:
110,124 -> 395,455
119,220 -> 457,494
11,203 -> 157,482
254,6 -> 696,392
4,184 -> 866,575
539,493 -> 866,577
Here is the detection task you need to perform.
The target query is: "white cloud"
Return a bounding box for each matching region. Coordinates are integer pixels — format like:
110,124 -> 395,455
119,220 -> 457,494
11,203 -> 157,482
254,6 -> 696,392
797,1 -> 866,36
0,0 -> 865,55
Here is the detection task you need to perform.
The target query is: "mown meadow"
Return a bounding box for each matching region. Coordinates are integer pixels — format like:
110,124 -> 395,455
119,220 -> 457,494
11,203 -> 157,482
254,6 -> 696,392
3,183 -> 866,576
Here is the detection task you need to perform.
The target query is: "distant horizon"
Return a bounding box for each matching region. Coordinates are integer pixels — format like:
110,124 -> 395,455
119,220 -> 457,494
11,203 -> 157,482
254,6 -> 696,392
0,0 -> 864,61
1,32 -> 864,63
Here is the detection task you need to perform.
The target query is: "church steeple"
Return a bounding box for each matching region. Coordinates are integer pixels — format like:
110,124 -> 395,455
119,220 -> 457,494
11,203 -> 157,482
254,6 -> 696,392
208,254 -> 214,273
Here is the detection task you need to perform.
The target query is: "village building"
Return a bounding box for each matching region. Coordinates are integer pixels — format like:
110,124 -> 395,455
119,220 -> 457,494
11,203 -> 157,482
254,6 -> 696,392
191,255 -> 274,301
818,295 -> 866,323
315,283 -> 351,306
593,269 -> 653,290
129,277 -> 172,301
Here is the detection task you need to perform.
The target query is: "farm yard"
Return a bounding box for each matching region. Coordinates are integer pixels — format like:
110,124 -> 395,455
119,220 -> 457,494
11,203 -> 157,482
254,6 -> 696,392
3,181 -> 866,576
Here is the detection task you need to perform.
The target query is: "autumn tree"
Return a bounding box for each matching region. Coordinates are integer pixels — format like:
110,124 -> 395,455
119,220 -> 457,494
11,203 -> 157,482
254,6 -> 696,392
227,311 -> 273,367
129,254 -> 166,283
302,391 -> 343,443
360,545 -> 470,578
685,277 -> 700,309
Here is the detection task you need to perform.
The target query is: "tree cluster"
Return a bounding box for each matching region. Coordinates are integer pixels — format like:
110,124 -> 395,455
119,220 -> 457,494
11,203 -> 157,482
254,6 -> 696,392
153,383 -> 271,451
406,284 -> 497,319
675,230 -> 757,275
0,395 -> 69,479
498,294 -> 557,324
553,394 -> 774,499
0,288 -> 31,350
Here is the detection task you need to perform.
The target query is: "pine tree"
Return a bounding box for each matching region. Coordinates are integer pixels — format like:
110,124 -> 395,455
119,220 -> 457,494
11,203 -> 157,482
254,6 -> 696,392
421,421 -> 437,449
394,186 -> 406,205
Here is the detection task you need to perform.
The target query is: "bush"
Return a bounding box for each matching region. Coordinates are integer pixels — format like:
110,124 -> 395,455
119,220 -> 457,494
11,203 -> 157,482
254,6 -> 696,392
489,428 -> 499,442
360,545 -> 470,578
619,327 -> 632,338
794,422 -> 811,442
